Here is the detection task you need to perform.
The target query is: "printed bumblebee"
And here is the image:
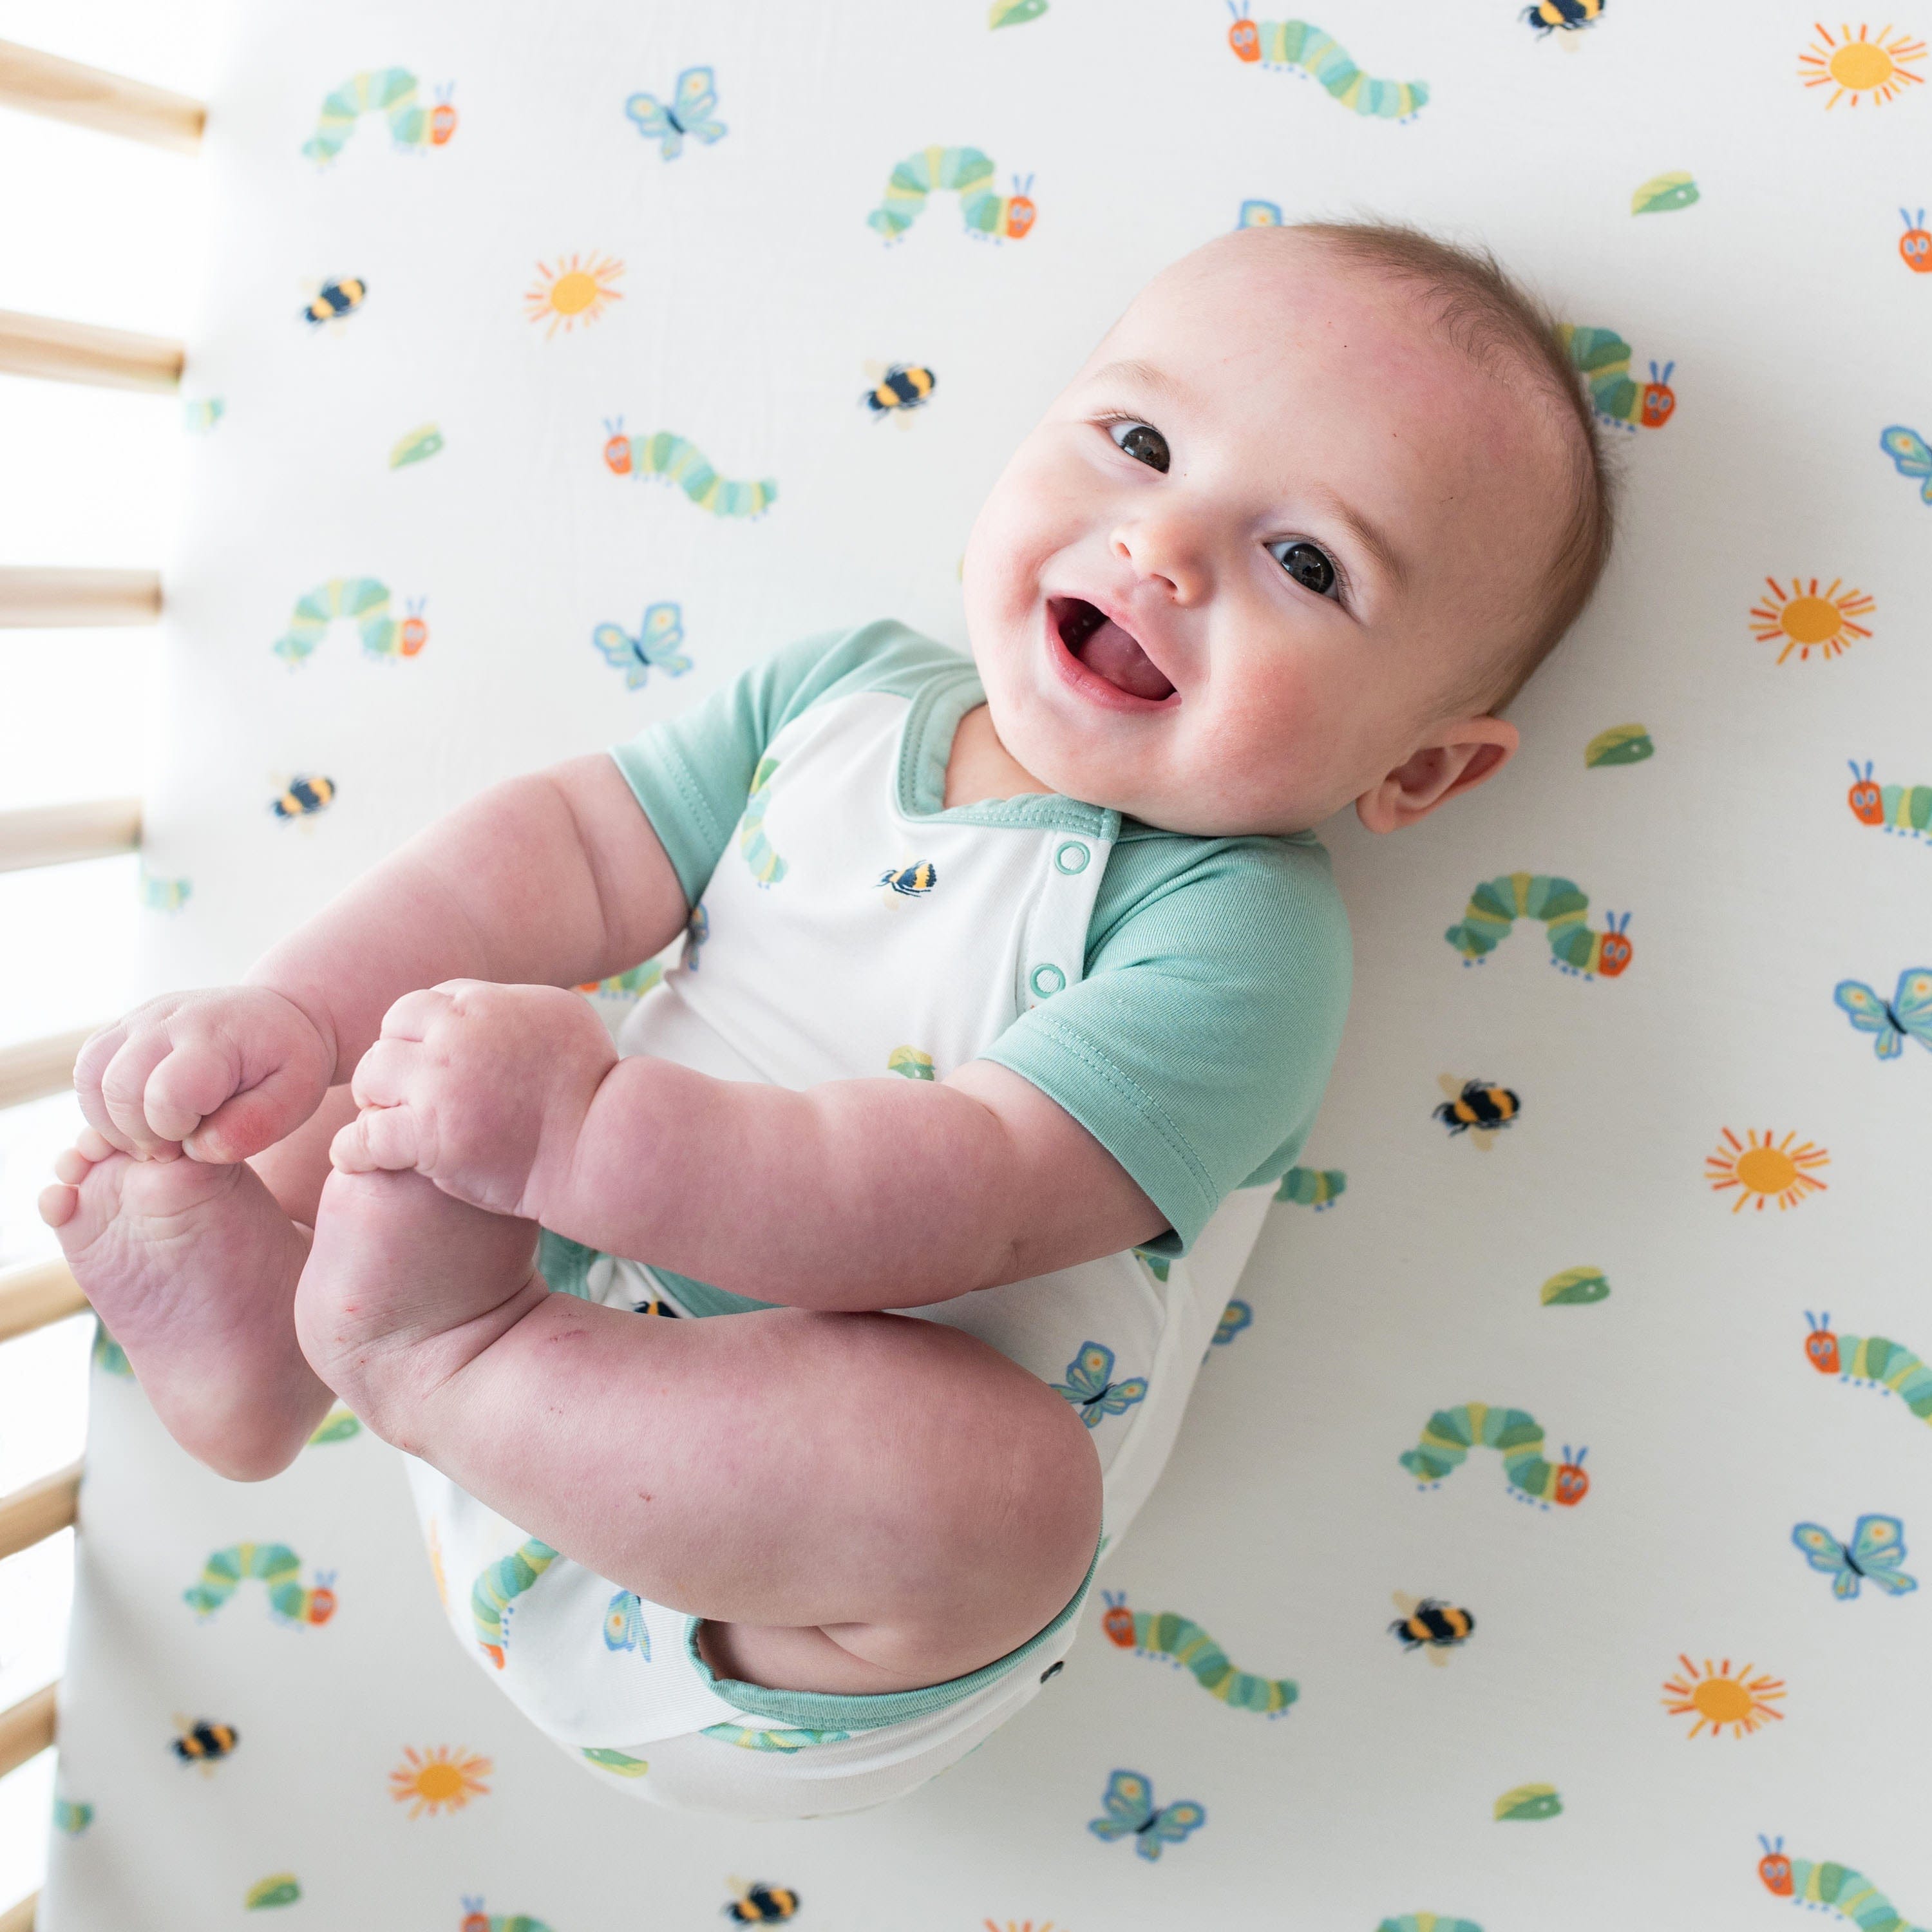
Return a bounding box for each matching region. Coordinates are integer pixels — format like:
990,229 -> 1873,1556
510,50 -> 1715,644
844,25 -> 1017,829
1434,1075 -> 1520,1148
878,860 -> 938,897
171,1717 -> 240,1771
1522,0 -> 1604,35
271,775 -> 336,821
723,1880 -> 800,1924
1901,209 -> 1931,272
861,360 -> 938,426
302,277 -> 368,329
1389,1593 -> 1475,1665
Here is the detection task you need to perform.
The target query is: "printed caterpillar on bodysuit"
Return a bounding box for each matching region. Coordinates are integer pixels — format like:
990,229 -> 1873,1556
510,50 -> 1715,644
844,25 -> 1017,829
1225,3 -> 1429,119
1804,1312 -> 1932,1428
1400,1405 -> 1591,1508
738,756 -> 788,886
302,70 -> 457,164
1099,1592 -> 1300,1715
1758,1838 -> 1928,1930
1557,325 -> 1676,431
600,419 -> 777,518
699,1722 -> 854,1750
460,1899 -> 552,1932
1848,762 -> 1932,843
470,1539 -> 559,1669
183,1544 -> 337,1625
865,146 -> 1037,242
1444,873 -> 1633,978
272,579 -> 428,665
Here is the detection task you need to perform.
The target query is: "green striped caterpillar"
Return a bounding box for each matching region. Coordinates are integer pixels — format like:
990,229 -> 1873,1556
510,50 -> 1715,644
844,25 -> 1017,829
1378,1918 -> 1483,1932
1226,4 -> 1428,120
600,420 -> 777,518
471,1539 -> 558,1668
460,1899 -> 552,1932
183,1544 -> 337,1626
1805,1313 -> 1932,1428
699,1722 -> 853,1751
302,70 -> 456,164
1400,1405 -> 1590,1508
866,146 -> 1037,242
1848,762 -> 1932,842
1557,325 -> 1676,431
1099,1593 -> 1299,1716
1274,1164 -> 1345,1208
1758,1838 -> 1927,1930
738,755 -> 788,886
1444,873 -> 1633,978
272,578 -> 428,665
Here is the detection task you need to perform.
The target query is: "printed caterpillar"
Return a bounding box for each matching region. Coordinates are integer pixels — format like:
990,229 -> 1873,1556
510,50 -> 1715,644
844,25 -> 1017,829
699,1722 -> 853,1751
460,1899 -> 552,1932
272,579 -> 428,665
1444,873 -> 1633,977
1226,3 -> 1429,118
470,1538 -> 559,1669
1848,762 -> 1932,842
1378,1918 -> 1484,1932
1557,325 -> 1676,431
1804,1313 -> 1932,1428
600,419 -> 777,518
1099,1592 -> 1299,1715
738,755 -> 788,886
1400,1405 -> 1590,1508
1275,1164 -> 1345,1208
302,70 -> 457,164
866,146 -> 1037,242
183,1544 -> 337,1625
1758,1838 -> 1928,1931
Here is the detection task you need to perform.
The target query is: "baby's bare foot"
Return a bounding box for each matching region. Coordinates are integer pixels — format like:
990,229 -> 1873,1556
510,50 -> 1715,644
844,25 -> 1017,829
39,1128 -> 334,1479
294,1168 -> 547,1450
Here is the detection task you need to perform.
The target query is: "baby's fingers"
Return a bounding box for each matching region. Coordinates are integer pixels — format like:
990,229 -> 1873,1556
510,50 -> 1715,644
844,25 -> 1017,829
93,1030 -> 185,1160
70,1022 -> 138,1155
182,1037 -> 332,1163
329,1105 -> 428,1175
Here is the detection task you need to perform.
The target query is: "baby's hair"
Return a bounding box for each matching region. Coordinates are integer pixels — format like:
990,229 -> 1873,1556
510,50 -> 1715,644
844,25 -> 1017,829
1285,216 -> 1621,719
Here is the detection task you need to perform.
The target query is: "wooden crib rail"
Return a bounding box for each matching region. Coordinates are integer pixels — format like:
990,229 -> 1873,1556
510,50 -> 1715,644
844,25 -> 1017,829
0,1028 -> 98,1112
0,1260 -> 88,1347
0,1890 -> 36,1932
0,1685 -> 56,1787
0,567 -> 163,627
0,309 -> 184,395
0,799 -> 142,875
0,39 -> 204,153
0,1464 -> 81,1567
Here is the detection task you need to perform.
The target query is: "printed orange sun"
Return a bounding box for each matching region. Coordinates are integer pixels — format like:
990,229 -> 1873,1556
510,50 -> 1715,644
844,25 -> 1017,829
525,252 -> 625,338
1748,577 -> 1874,663
1705,1128 -> 1830,1213
1798,22 -> 1927,106
389,1745 -> 491,1817
1661,1656 -> 1786,1739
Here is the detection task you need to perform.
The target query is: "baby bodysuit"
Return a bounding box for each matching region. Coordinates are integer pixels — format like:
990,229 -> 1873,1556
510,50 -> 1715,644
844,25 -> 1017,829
405,617 -> 1352,1820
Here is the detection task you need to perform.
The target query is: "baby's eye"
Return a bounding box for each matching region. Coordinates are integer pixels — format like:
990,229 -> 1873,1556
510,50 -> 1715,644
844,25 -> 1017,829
1269,538 -> 1339,600
1106,418 -> 1170,473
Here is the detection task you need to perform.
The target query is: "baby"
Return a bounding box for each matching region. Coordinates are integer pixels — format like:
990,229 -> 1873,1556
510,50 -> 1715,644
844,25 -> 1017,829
39,218 -> 1613,1819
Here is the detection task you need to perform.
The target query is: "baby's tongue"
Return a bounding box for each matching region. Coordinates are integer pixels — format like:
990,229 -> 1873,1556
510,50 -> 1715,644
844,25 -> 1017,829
1076,616 -> 1175,700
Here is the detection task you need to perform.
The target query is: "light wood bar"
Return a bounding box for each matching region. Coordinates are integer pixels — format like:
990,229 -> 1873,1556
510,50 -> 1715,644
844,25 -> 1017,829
0,1683 -> 56,1782
0,1462 -> 81,1565
0,38 -> 204,153
0,1258 -> 88,1346
0,568 -> 162,627
0,798 -> 141,875
0,1891 -> 36,1932
0,1026 -> 96,1112
0,309 -> 184,393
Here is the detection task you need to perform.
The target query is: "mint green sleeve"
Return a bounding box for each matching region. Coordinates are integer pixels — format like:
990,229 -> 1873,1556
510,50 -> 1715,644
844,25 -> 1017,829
980,833 -> 1353,1258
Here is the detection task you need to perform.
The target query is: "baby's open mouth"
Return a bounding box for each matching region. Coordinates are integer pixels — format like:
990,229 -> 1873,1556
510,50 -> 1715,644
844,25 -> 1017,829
1050,598 -> 1175,701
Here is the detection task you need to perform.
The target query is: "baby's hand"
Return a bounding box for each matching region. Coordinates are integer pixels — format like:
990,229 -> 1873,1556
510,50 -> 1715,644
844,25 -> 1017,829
71,987 -> 336,1163
330,981 -> 616,1218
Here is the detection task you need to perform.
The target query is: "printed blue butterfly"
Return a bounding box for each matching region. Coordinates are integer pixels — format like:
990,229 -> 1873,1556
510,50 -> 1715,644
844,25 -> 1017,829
1833,968 -> 1932,1060
592,602 -> 691,690
1791,1515 -> 1917,1600
624,67 -> 726,160
1051,1341 -> 1148,1428
1879,424 -> 1932,504
603,1588 -> 651,1658
1213,1300 -> 1253,1347
1087,1768 -> 1206,1862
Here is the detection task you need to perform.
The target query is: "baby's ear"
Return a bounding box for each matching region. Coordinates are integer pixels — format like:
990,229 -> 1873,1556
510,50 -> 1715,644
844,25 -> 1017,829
1356,715 -> 1519,834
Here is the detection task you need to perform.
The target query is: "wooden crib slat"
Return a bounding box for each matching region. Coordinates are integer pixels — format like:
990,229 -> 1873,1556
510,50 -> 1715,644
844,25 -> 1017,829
0,1025 -> 97,1111
0,308 -> 184,393
0,1258 -> 88,1345
0,1682 -> 56,1781
0,1890 -> 36,1932
0,567 -> 162,627
0,37 -> 204,153
0,797 -> 142,874
0,1462 -> 81,1564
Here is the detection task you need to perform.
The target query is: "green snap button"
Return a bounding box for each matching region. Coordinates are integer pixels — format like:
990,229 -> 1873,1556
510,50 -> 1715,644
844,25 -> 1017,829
1030,963 -> 1066,998
1054,840 -> 1090,875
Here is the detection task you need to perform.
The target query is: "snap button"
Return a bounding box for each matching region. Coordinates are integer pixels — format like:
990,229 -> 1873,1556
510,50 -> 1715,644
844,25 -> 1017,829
1054,840 -> 1090,875
1030,963 -> 1066,999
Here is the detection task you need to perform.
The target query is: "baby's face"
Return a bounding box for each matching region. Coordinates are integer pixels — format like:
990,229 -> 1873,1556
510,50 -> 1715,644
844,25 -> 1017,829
961,228 -> 1573,838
